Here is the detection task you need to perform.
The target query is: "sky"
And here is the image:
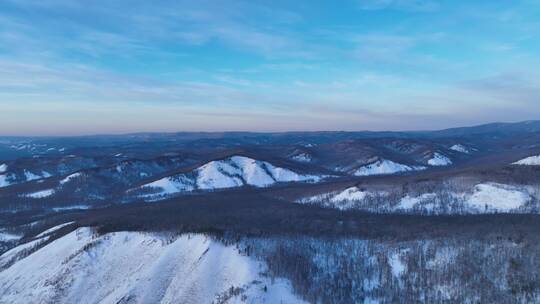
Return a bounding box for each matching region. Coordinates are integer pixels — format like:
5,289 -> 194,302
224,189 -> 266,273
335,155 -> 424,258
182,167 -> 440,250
1,0 -> 540,135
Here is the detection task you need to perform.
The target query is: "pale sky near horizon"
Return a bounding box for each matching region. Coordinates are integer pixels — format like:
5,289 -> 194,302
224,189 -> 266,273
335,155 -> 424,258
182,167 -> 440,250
1,0 -> 539,135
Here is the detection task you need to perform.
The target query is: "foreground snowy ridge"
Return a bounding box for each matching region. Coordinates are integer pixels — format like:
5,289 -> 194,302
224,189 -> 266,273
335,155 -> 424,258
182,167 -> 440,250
136,156 -> 323,199
0,228 -> 306,304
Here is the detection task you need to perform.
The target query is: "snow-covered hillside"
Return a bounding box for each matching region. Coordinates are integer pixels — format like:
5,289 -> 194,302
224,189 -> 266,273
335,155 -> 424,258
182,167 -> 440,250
298,187 -> 373,210
449,144 -> 470,154
513,155 -> 540,165
353,159 -> 426,176
298,183 -> 534,214
136,156 -> 323,199
427,153 -> 452,166
0,228 -> 305,304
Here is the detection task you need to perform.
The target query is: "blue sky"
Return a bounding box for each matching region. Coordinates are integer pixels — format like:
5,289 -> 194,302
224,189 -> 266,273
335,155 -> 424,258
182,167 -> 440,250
1,0 -> 539,135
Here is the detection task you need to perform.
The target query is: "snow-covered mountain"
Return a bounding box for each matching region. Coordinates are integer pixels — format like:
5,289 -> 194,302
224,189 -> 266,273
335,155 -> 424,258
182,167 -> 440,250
353,159 -> 426,176
0,226 -> 305,304
135,156 -> 324,200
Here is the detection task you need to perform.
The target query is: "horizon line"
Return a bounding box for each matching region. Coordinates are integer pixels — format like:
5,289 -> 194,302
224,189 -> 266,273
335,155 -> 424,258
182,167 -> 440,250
0,119 -> 536,138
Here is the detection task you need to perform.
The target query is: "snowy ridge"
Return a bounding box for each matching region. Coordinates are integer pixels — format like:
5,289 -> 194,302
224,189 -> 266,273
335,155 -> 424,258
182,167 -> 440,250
137,156 -> 323,199
298,183 -> 532,214
141,175 -> 195,198
449,144 -> 470,154
0,229 -> 306,304
298,187 -> 374,210
512,155 -> 540,165
59,172 -> 82,185
353,159 -> 426,176
35,222 -> 75,238
23,189 -> 55,198
428,153 -> 452,166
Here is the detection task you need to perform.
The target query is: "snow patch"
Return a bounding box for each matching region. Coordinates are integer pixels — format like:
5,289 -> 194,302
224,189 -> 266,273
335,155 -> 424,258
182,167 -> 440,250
59,172 -> 82,185
449,144 -> 470,154
331,187 -> 369,203
398,193 -> 436,210
52,206 -> 89,212
0,231 -> 22,242
354,159 -> 426,176
291,153 -> 312,163
512,155 -> 540,166
0,174 -> 11,188
428,153 -> 452,166
0,164 -> 7,173
23,170 -> 42,181
24,189 -> 55,198
465,183 -> 529,212
389,252 -> 406,278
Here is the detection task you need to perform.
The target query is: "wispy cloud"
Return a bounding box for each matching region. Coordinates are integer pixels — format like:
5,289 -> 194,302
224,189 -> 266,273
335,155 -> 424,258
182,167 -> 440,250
1,0 -> 540,134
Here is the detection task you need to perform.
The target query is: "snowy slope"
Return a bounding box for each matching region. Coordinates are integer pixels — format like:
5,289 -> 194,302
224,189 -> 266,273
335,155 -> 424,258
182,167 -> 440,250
298,183 -> 532,214
23,189 -> 55,198
137,156 -> 322,199
0,174 -> 11,188
512,155 -> 540,165
0,228 -> 306,304
449,144 -> 470,154
59,172 -> 82,185
465,183 -> 529,211
353,159 -> 426,176
0,236 -> 50,270
298,187 -> 378,210
0,164 -> 7,173
141,175 -> 196,197
428,153 -> 452,166
0,231 -> 22,242
398,193 -> 437,210
291,153 -> 312,163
